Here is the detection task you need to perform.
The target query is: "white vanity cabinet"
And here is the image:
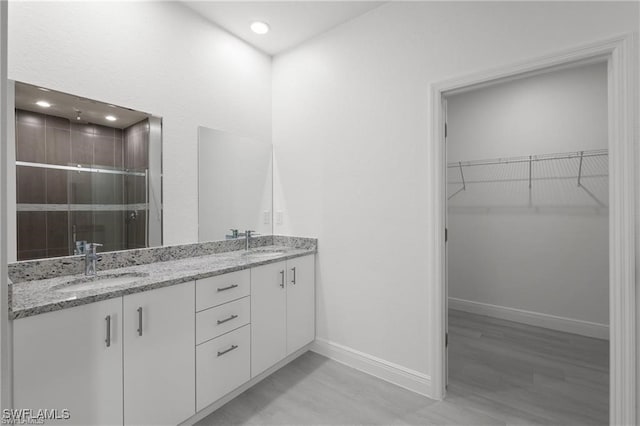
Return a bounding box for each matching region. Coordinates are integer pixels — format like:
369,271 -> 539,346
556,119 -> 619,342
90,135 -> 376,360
196,324 -> 251,411
195,270 -> 251,411
251,254 -> 315,377
285,255 -> 316,354
12,250 -> 316,425
123,281 -> 195,426
250,261 -> 287,376
13,282 -> 195,426
13,298 -> 124,426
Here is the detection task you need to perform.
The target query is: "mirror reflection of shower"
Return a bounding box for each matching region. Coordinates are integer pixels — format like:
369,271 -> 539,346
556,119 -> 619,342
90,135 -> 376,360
125,210 -> 140,250
13,81 -> 162,261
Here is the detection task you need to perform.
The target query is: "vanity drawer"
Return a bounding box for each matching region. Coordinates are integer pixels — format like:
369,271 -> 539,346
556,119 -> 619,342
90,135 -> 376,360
196,296 -> 250,345
196,324 -> 250,411
196,269 -> 250,311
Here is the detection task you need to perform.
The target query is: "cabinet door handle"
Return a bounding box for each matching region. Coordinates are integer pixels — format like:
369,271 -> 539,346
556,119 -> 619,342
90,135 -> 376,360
217,284 -> 238,292
137,307 -> 143,336
291,267 -> 297,285
105,315 -> 111,348
217,344 -> 238,357
217,314 -> 238,325
279,270 -> 285,288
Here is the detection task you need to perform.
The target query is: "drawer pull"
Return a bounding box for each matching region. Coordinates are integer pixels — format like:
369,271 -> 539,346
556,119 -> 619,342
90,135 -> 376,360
105,315 -> 111,347
137,307 -> 143,336
291,267 -> 297,285
280,270 -> 285,288
217,314 -> 239,325
217,344 -> 238,357
217,284 -> 239,292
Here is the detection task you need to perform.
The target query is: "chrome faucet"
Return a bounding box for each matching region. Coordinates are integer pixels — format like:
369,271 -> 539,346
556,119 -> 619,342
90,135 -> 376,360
238,230 -> 257,250
225,229 -> 239,240
84,243 -> 103,276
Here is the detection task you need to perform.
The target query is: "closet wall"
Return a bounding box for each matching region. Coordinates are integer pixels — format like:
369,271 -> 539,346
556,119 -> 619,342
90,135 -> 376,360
447,61 -> 609,336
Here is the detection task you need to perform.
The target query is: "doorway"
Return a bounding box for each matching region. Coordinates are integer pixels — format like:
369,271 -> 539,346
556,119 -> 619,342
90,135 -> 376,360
444,60 -> 609,424
428,34 -> 638,425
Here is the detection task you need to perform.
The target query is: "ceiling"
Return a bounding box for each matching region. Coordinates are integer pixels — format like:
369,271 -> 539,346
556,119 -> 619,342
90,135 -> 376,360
15,82 -> 150,129
182,1 -> 384,56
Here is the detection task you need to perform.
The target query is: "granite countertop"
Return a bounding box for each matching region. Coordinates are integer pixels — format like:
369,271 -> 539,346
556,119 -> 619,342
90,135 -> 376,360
11,245 -> 315,320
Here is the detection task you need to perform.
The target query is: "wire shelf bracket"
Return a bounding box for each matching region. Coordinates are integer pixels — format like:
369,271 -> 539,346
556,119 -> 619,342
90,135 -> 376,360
447,148 -> 608,201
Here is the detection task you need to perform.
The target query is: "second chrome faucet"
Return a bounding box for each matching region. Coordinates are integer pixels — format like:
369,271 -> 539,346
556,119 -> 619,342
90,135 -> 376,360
238,230 -> 257,250
83,242 -> 103,275
227,229 -> 257,250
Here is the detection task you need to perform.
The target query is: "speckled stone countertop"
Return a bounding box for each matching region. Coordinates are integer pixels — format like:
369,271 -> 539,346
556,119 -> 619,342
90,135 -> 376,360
10,237 -> 316,320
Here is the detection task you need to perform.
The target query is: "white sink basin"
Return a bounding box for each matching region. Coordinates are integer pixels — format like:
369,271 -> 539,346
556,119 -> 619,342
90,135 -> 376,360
242,248 -> 287,258
53,272 -> 148,293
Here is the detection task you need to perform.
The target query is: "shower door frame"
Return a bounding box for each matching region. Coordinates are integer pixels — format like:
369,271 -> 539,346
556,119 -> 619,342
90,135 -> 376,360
428,33 -> 638,425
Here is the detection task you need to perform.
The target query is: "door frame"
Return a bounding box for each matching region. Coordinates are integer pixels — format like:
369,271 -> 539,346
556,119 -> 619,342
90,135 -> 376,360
0,0 -> 8,413
428,33 -> 638,425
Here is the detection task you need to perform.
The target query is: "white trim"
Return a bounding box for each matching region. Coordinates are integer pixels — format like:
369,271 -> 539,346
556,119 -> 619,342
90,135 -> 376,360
6,81 -> 15,263
0,0 -> 9,412
429,34 -> 638,425
310,338 -> 431,397
449,298 -> 609,340
607,32 -> 638,426
180,344 -> 312,426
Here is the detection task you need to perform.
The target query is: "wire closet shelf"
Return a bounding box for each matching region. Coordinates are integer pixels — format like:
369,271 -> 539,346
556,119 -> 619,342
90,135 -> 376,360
447,148 -> 608,201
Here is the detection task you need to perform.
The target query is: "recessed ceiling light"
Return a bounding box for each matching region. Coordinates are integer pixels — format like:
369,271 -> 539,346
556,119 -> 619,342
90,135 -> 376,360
36,100 -> 51,108
105,115 -> 117,122
250,21 -> 270,35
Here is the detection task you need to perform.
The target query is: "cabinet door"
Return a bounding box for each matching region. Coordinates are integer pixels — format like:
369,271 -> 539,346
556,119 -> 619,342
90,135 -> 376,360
13,298 -> 123,425
251,261 -> 287,377
286,255 -> 316,354
123,282 -> 195,426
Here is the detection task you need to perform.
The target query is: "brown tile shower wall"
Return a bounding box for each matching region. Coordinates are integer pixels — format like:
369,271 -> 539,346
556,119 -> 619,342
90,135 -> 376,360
15,109 -> 127,260
124,119 -> 149,171
124,119 -> 150,249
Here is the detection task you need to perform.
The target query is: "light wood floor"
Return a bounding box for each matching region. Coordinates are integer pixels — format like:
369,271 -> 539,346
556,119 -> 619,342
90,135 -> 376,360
196,310 -> 609,425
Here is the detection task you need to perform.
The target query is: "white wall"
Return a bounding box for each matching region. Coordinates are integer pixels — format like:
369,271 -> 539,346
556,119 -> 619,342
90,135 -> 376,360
447,62 -> 608,160
8,1 -> 272,251
446,63 -> 609,331
272,1 -> 638,381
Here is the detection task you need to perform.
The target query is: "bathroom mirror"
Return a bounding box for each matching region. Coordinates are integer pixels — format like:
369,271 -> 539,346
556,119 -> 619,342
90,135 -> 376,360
198,126 -> 272,242
12,81 -> 162,261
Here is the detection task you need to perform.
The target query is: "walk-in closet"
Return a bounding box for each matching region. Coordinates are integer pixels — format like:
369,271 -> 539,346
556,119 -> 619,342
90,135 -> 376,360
445,60 -> 609,424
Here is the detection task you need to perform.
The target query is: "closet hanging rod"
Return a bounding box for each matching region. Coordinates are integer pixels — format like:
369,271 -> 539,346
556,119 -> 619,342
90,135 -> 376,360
447,148 -> 607,169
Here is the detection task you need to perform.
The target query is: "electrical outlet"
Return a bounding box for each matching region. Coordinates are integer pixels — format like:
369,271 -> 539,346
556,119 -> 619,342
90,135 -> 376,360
276,211 -> 283,225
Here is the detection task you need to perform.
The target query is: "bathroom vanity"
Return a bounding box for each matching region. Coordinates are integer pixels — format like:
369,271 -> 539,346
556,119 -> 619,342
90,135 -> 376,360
8,236 -> 316,425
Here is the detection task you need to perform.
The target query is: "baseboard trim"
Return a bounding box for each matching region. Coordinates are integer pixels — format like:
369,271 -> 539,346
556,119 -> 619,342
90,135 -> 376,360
449,297 -> 609,340
180,344 -> 312,426
310,338 -> 432,397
